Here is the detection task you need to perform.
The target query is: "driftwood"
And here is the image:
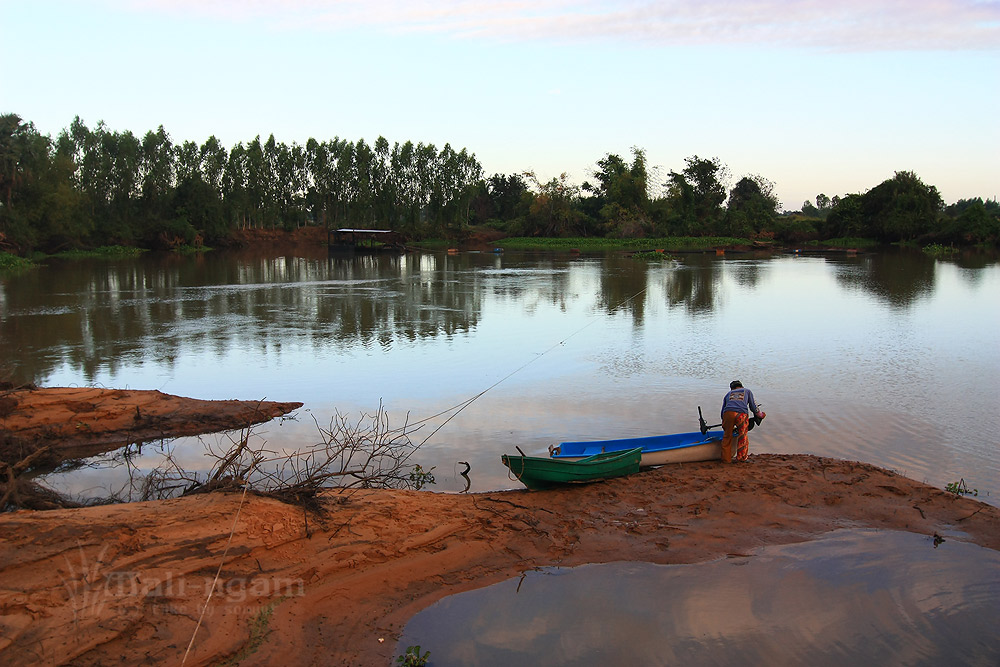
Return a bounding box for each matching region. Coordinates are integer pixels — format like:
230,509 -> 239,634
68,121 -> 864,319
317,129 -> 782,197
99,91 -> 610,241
1,398 -> 433,512
0,444 -> 81,511
113,403 -> 433,513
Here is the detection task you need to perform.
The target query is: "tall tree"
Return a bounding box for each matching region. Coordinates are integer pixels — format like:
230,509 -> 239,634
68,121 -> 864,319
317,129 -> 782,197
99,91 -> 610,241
664,155 -> 729,235
725,174 -> 779,237
862,171 -> 943,242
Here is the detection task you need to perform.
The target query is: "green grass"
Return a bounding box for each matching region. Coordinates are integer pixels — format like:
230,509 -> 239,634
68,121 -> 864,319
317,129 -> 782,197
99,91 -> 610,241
51,245 -> 147,259
408,239 -> 454,249
809,237 -> 878,248
495,236 -> 753,251
216,597 -> 286,666
922,243 -> 958,257
173,244 -> 212,254
0,252 -> 34,270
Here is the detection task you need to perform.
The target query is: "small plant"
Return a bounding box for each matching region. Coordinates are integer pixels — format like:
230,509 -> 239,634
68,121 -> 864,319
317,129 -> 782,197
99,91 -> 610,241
409,464 -> 436,491
945,479 -> 977,497
397,645 -> 430,666
0,251 -> 33,270
922,243 -> 957,257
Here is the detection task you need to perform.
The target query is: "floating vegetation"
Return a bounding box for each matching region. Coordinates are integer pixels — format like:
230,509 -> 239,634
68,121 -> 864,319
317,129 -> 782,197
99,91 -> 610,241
52,245 -> 147,259
922,243 -> 958,257
945,479 -> 978,497
630,250 -> 675,261
0,252 -> 34,270
497,236 -> 751,251
397,645 -> 431,666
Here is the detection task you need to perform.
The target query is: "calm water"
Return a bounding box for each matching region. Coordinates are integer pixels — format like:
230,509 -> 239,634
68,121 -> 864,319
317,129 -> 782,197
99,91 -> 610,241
1,246 -> 998,502
395,529 -> 1000,666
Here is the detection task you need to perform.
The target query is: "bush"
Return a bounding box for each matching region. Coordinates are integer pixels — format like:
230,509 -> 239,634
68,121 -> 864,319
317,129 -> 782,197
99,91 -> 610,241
0,251 -> 33,270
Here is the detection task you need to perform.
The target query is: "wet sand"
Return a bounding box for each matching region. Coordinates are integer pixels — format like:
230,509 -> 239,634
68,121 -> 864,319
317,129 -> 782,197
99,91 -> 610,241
1,388 -> 999,665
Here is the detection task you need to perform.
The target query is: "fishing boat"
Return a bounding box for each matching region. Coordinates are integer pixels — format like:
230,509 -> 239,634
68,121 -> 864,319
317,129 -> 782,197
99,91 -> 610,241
501,447 -> 642,490
548,430 -> 724,467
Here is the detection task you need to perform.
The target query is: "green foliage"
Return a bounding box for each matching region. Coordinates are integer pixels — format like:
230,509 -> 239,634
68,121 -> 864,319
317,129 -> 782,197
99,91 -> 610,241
945,479 -> 977,497
4,114 -> 996,252
408,464 -> 436,491
862,171 -> 942,242
940,199 -> 1000,246
770,216 -> 818,244
397,645 -> 431,666
1,115 -> 484,253
725,174 -> 780,237
630,250 -> 674,261
497,236 -> 750,251
0,251 -> 33,270
922,243 -> 957,257
522,171 -> 588,237
663,155 -> 729,235
51,245 -> 146,259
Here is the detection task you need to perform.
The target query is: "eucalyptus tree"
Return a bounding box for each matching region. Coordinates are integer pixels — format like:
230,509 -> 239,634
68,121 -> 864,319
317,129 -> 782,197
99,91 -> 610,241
274,139 -> 307,228
139,125 -> 175,223
243,135 -> 270,228
200,135 -> 227,195
0,113 -> 27,211
333,139 -> 355,225
223,142 -> 250,229
175,139 -> 202,184
372,136 -> 395,227
391,140 -> 420,230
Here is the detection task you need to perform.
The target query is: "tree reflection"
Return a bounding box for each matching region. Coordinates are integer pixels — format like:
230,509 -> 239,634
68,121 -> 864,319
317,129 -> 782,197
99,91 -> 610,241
659,257 -> 722,314
833,250 -> 935,307
2,249 -> 986,386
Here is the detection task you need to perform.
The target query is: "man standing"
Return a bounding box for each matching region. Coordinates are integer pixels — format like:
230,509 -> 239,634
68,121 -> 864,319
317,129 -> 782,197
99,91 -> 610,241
720,380 -> 765,463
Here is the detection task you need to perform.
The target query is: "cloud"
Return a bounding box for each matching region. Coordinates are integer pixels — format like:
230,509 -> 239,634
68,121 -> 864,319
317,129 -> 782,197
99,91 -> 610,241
120,0 -> 1000,51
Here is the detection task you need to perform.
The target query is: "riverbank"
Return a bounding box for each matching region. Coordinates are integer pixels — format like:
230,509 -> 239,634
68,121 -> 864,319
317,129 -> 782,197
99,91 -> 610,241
1,447 -> 997,665
0,385 -> 302,510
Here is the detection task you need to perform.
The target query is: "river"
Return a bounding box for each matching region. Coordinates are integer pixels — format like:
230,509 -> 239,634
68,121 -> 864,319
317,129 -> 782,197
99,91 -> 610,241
1,245 -> 998,503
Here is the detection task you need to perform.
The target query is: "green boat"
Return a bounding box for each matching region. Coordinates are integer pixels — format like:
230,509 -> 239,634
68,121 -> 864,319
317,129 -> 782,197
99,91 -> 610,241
501,447 -> 642,490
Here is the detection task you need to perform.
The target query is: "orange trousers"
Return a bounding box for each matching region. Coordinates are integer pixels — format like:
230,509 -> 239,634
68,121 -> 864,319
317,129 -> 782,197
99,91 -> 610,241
721,411 -> 750,463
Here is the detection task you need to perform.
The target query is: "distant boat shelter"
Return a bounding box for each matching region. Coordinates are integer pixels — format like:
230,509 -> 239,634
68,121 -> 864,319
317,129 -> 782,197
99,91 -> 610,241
328,228 -> 403,253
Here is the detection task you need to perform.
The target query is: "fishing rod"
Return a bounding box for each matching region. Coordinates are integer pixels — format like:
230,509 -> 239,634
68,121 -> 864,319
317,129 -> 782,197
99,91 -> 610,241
698,405 -> 765,435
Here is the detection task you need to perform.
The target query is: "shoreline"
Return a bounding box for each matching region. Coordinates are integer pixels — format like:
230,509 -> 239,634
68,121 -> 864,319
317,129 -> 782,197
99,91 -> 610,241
1,387 -> 999,664
2,452 -> 998,665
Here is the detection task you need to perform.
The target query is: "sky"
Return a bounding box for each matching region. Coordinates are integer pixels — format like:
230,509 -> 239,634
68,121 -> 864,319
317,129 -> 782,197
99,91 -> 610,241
2,0 -> 998,210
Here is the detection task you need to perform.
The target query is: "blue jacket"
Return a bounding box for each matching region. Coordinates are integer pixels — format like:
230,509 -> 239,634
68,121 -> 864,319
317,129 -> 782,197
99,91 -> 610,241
721,387 -> 759,419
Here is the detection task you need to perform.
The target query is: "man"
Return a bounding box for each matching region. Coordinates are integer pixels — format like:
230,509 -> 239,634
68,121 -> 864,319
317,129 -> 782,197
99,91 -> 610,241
720,380 -> 765,463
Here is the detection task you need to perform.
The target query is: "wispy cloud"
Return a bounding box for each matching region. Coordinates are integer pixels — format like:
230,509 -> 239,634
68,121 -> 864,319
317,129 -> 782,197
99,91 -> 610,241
120,0 -> 1000,51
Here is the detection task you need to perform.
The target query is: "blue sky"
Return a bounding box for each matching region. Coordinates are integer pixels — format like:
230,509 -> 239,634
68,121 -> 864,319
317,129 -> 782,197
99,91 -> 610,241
2,0 -> 998,210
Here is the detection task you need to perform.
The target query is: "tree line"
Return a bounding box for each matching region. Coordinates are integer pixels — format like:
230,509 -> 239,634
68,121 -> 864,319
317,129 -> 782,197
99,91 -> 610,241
0,114 -> 483,252
1,113 -> 997,254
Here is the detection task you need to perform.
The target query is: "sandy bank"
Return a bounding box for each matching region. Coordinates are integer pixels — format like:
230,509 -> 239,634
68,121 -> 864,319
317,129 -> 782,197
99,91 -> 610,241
0,385 -> 302,462
1,452 -> 997,666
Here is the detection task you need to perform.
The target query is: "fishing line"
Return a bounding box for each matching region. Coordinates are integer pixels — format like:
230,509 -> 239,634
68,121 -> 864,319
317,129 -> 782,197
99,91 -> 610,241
254,283 -> 650,465
180,483 -> 249,666
411,283 -> 650,449
181,268 -> 650,662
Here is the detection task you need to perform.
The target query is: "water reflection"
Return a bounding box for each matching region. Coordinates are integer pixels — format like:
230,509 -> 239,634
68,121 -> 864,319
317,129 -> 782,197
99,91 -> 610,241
2,248 -> 999,502
396,529 -> 1000,666
3,249 -> 980,384
832,251 -> 936,307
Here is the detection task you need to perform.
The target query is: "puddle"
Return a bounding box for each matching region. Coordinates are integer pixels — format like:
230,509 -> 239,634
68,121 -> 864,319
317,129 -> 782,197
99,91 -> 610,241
395,529 -> 1000,666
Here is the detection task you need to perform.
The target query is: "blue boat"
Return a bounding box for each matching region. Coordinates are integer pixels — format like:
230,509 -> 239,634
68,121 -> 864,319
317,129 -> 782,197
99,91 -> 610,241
548,430 -> 724,467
